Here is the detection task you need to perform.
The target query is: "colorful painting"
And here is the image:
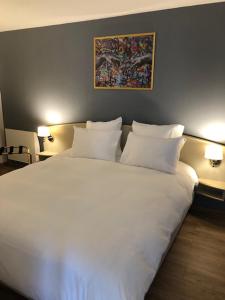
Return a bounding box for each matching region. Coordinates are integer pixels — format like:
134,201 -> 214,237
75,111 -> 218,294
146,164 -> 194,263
94,32 -> 155,90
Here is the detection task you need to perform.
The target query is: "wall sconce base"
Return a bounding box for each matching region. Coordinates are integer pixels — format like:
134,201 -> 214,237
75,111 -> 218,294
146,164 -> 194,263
48,135 -> 54,142
209,160 -> 222,167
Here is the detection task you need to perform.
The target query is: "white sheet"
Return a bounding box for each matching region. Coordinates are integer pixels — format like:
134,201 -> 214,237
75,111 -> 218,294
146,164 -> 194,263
0,155 -> 197,300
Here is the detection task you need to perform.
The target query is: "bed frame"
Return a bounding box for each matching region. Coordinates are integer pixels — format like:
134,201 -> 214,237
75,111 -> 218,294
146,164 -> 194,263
43,123 -> 203,298
43,123 -> 225,181
41,123 -> 198,299
3,123 -> 220,299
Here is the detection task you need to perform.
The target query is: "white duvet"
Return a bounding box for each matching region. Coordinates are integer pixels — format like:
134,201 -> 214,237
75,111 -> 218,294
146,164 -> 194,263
0,154 -> 197,300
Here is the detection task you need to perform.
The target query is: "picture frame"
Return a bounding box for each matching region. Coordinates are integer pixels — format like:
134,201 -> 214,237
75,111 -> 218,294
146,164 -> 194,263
94,32 -> 156,90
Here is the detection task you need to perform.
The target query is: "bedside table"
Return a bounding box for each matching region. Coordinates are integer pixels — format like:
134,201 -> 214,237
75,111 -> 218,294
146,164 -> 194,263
36,151 -> 58,161
197,178 -> 225,201
193,178 -> 225,210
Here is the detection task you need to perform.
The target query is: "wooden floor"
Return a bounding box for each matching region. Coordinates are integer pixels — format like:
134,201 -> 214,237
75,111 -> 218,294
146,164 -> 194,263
147,208 -> 225,300
0,161 -> 24,175
0,163 -> 225,300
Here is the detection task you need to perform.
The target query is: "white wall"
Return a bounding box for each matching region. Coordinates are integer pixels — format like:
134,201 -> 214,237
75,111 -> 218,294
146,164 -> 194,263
0,92 -> 6,163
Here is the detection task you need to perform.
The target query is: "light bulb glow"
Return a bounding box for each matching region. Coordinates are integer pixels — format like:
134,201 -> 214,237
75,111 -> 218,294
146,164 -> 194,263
205,144 -> 223,161
37,126 -> 50,137
45,111 -> 62,124
201,123 -> 225,143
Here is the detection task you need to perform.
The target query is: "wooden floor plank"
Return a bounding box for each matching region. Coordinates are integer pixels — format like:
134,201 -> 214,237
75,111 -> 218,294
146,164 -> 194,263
0,161 -> 24,175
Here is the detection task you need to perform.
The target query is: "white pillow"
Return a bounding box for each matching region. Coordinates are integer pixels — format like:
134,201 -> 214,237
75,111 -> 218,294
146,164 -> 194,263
132,121 -> 184,138
86,117 -> 122,130
86,117 -> 122,160
72,127 -> 122,162
120,132 -> 185,174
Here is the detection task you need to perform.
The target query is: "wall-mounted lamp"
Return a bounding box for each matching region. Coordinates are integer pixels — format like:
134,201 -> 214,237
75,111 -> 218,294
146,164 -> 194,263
205,144 -> 223,167
37,126 -> 54,142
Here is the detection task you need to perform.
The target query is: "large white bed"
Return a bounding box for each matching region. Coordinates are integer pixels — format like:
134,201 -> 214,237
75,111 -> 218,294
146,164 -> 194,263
0,150 -> 197,300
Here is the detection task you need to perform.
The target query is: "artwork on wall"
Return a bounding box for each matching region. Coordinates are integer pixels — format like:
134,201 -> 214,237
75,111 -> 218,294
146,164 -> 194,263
94,32 -> 156,90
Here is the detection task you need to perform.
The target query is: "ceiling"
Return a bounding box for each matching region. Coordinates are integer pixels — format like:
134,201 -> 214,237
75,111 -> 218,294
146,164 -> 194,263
0,0 -> 224,32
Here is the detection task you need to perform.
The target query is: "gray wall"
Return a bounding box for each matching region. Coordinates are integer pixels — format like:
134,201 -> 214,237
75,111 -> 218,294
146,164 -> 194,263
0,2 -> 225,142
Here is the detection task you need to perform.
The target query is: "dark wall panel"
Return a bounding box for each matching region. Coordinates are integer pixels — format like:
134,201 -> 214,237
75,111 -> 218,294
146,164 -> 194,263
0,2 -> 225,142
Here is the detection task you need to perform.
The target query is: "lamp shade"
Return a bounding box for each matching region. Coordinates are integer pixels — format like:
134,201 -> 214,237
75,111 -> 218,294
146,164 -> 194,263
205,144 -> 223,160
37,126 -> 50,137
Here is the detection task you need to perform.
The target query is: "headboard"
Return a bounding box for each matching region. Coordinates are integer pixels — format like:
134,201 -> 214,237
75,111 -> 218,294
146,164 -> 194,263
44,123 -> 225,181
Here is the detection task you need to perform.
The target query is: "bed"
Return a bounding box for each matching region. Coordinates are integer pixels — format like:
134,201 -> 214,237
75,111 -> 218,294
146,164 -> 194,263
0,140 -> 197,300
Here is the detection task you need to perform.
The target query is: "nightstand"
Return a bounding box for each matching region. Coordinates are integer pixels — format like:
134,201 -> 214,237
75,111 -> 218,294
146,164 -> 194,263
193,178 -> 225,210
36,151 -> 57,161
197,178 -> 225,201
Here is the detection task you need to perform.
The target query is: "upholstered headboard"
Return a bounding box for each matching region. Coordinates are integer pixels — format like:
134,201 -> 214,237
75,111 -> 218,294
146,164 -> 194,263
44,123 -> 225,181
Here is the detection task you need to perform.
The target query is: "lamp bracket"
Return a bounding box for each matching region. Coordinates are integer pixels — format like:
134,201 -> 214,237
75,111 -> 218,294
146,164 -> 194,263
209,159 -> 222,167
48,135 -> 54,142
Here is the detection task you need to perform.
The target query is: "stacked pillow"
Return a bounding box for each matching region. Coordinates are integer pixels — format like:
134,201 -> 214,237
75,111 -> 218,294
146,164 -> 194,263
71,117 -> 122,162
132,121 -> 184,138
71,117 -> 185,174
86,117 -> 122,130
120,121 -> 185,174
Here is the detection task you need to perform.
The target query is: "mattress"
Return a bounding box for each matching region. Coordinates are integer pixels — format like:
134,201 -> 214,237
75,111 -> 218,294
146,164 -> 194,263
0,154 -> 197,300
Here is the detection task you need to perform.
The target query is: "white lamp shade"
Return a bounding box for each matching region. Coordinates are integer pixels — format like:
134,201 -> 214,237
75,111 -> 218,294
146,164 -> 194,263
37,126 -> 50,137
205,144 -> 223,160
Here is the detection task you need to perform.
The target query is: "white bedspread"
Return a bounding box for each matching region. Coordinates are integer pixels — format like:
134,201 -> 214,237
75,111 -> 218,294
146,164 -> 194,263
0,155 -> 197,300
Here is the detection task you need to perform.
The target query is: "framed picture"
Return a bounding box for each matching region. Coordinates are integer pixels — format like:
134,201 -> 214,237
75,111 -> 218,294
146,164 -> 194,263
94,32 -> 156,90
